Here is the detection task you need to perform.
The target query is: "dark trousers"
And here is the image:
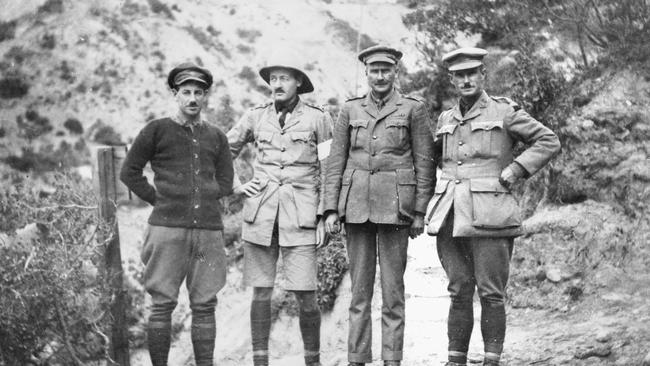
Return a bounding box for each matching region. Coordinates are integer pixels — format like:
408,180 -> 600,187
436,214 -> 513,360
345,222 -> 409,363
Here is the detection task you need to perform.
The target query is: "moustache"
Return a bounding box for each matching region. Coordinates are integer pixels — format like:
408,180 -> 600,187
461,82 -> 473,88
186,103 -> 199,107
273,88 -> 285,94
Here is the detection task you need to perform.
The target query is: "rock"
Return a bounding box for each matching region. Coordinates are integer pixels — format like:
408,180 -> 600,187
595,330 -> 612,343
546,266 -> 562,283
643,351 -> 650,366
616,357 -> 632,365
574,344 -> 612,359
535,268 -> 547,282
581,119 -> 595,129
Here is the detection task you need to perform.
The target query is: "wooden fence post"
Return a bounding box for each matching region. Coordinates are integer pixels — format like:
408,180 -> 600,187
95,146 -> 131,366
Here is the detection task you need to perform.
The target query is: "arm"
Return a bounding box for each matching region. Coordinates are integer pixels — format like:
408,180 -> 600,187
323,103 -> 351,234
505,108 -> 561,177
214,130 -> 235,198
410,101 -> 436,215
315,111 -> 334,217
227,110 -> 255,160
226,110 -> 259,196
119,123 -> 157,205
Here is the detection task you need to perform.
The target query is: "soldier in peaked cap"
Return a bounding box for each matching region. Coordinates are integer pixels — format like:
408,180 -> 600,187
120,62 -> 233,366
323,45 -> 435,366
227,52 -> 332,366
425,47 -> 561,366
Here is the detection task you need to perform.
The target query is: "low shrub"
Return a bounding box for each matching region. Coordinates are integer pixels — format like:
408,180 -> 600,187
0,75 -> 29,99
316,235 -> 348,311
0,20 -> 17,42
146,0 -> 174,19
39,33 -> 56,49
324,11 -> 376,52
64,118 -> 84,134
38,0 -> 64,14
16,111 -> 53,141
93,126 -> 124,146
236,28 -> 262,43
0,173 -> 112,364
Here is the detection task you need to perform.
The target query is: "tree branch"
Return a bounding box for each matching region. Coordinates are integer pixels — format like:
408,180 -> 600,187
54,302 -> 85,366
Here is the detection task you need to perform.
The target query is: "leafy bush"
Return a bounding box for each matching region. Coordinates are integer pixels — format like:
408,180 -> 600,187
147,0 -> 174,19
38,0 -> 64,14
64,118 -> 84,134
0,75 -> 29,99
185,26 -> 231,58
0,173 -> 112,364
0,20 -> 16,42
16,110 -> 53,141
236,28 -> 262,43
39,33 -> 56,49
316,235 -> 348,311
93,126 -> 124,146
325,11 -> 376,52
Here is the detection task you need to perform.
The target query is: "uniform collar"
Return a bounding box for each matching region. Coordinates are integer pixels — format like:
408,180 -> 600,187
274,96 -> 300,114
369,88 -> 395,110
452,90 -> 489,121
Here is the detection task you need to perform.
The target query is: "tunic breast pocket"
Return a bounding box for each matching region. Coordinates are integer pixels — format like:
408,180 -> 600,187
435,124 -> 457,160
385,118 -> 410,149
469,120 -> 504,158
255,131 -> 275,163
289,130 -> 316,163
349,119 -> 369,149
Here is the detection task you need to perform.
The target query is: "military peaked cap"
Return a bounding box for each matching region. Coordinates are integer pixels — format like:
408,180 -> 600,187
358,45 -> 403,65
442,47 -> 488,72
167,62 -> 213,89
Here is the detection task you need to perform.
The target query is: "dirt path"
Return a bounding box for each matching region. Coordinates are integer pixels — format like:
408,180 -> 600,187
122,207 -> 649,365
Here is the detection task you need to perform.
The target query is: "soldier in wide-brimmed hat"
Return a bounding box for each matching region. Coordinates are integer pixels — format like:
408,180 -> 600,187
227,50 -> 333,366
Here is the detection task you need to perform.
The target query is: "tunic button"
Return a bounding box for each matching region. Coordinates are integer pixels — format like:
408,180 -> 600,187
372,152 -> 376,156
458,141 -> 464,146
192,219 -> 197,224
455,179 -> 461,184
370,169 -> 374,175
195,170 -> 200,175
194,204 -> 199,209
192,139 -> 197,143
281,147 -> 286,152
193,153 -> 198,159
459,121 -> 465,125
372,135 -> 377,139
457,161 -> 463,165
280,165 -> 284,169
280,130 -> 285,135
279,182 -> 283,186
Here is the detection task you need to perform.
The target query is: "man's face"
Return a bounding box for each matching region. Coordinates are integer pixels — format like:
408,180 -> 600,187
450,67 -> 485,98
269,68 -> 301,104
174,81 -> 208,118
366,62 -> 397,97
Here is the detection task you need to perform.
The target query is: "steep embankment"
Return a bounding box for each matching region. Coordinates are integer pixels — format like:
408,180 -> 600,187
0,0 -> 419,165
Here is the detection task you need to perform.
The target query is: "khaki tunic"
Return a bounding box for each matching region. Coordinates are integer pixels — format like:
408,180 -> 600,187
425,91 -> 561,237
323,91 -> 435,225
228,100 -> 333,246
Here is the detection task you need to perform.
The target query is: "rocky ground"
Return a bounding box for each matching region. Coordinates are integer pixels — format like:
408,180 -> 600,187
118,205 -> 650,366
